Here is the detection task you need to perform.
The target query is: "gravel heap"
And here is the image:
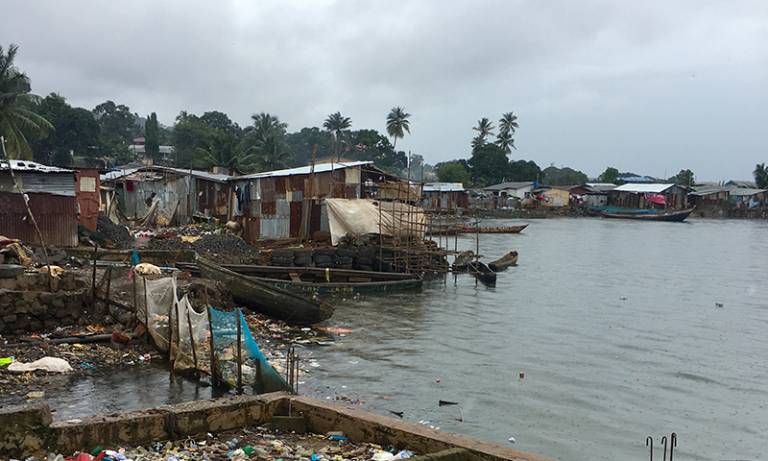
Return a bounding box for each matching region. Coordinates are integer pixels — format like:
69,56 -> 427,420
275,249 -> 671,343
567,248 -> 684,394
148,229 -> 262,264
96,214 -> 134,248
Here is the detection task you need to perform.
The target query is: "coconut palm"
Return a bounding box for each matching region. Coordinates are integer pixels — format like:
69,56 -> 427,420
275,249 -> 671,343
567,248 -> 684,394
755,163 -> 768,189
323,112 -> 352,161
195,131 -> 255,171
0,44 -> 52,159
386,106 -> 411,151
251,112 -> 287,139
471,117 -> 494,150
496,111 -> 519,154
251,133 -> 291,171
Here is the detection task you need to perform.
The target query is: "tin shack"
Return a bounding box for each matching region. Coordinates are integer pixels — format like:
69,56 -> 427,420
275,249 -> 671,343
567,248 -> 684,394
421,182 -> 469,210
0,160 -> 78,247
608,183 -> 689,209
100,166 -> 232,225
230,161 -> 410,242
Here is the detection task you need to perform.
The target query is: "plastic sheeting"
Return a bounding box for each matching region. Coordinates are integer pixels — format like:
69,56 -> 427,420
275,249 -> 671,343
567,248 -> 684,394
209,308 -> 290,393
173,295 -> 211,374
325,198 -> 426,246
138,275 -> 176,353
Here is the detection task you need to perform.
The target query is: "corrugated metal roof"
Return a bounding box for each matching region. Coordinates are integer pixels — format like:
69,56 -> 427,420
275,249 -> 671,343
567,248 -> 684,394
727,187 -> 767,196
423,182 -> 465,192
612,183 -> 676,193
689,186 -> 728,196
0,160 -> 72,173
483,181 -> 534,191
237,161 -> 373,180
100,166 -> 231,183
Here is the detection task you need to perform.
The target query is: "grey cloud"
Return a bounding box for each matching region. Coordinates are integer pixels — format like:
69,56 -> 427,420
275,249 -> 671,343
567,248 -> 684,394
2,0 -> 766,179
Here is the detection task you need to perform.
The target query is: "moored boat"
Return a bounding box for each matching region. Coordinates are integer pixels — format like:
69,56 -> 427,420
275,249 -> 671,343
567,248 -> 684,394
180,262 -> 422,294
601,208 -> 694,222
488,251 -> 518,271
196,256 -> 334,325
457,224 -> 528,234
466,260 -> 497,286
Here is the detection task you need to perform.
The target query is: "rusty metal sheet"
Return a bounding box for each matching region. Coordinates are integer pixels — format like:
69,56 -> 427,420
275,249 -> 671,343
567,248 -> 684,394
276,199 -> 290,217
243,216 -> 260,243
344,184 -> 359,199
75,169 -> 100,231
260,216 -> 290,239
0,191 -> 78,247
289,202 -> 302,237
261,177 -> 276,202
289,175 -> 304,191
261,201 -> 276,215
274,177 -> 286,192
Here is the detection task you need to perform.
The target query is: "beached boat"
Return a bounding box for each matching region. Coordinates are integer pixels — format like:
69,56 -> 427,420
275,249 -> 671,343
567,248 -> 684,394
488,251 -> 518,271
451,250 -> 475,271
466,261 -> 497,286
456,224 -> 528,234
196,256 -> 334,325
601,208 -> 694,222
180,262 -> 422,294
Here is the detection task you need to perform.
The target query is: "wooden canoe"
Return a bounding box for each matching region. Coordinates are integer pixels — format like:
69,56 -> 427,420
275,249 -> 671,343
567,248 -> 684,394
488,251 -> 518,271
456,224 -> 529,234
601,208 -> 694,222
179,262 -> 422,294
466,261 -> 497,286
196,256 -> 334,325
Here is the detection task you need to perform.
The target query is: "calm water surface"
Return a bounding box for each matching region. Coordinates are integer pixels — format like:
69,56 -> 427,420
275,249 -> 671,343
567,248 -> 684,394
302,218 -> 768,461
36,218 -> 768,461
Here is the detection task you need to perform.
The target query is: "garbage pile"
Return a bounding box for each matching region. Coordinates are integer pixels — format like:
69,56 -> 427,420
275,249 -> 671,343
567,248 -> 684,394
36,426 -> 415,461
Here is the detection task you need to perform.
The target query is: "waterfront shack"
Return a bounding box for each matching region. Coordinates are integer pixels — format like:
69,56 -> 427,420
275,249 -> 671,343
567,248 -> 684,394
482,181 -> 535,208
230,161 -> 411,242
0,160 -> 78,246
100,165 -> 232,224
421,182 -> 468,210
688,186 -> 730,215
608,183 -> 690,209
533,186 -> 571,207
572,183 -> 616,207
727,187 -> 767,209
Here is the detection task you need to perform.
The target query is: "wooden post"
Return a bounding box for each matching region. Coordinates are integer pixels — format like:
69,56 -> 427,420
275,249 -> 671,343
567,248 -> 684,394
105,266 -> 112,304
254,359 -> 262,395
236,308 -> 243,394
207,306 -> 218,386
90,244 -> 99,303
186,304 -> 199,377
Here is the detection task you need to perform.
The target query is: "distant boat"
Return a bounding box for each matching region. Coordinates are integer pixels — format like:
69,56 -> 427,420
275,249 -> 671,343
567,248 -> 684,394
488,251 -> 518,271
457,224 -> 529,234
601,208 -> 694,222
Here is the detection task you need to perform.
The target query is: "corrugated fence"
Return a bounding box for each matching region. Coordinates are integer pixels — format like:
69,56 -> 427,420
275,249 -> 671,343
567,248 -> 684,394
0,191 -> 78,247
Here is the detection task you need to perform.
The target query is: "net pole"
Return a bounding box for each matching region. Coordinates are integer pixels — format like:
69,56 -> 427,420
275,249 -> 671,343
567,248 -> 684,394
186,305 -> 199,377
207,306 -> 218,386
142,277 -> 150,346
236,308 -> 243,394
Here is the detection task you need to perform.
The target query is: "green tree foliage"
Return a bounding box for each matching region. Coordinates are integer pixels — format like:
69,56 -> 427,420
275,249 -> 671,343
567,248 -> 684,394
92,100 -> 139,160
345,129 -> 406,174
240,113 -> 291,171
469,143 -> 509,186
496,112 -> 518,153
386,106 -> 411,151
436,161 -> 470,184
0,44 -> 53,159
144,112 -> 160,161
30,93 -> 100,166
598,166 -> 620,184
508,159 -> 541,182
285,127 -> 335,165
193,129 -> 252,171
323,112 -> 352,161
541,166 -> 588,186
755,163 -> 768,189
172,111 -> 243,169
670,169 -> 695,186
471,117 -> 494,150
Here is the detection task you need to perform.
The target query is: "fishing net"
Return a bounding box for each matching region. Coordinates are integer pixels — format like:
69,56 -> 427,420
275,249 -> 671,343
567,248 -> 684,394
137,274 -> 176,353
173,295 -> 212,374
209,307 -> 290,393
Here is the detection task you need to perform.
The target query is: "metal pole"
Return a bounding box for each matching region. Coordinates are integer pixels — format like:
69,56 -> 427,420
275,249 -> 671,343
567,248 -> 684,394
236,308 -> 243,394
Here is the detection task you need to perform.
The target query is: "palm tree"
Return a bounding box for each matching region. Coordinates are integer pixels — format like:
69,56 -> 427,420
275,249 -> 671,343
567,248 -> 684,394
471,117 -> 494,150
0,44 -> 52,160
323,112 -> 352,161
195,131 -> 255,171
251,133 -> 291,171
386,106 -> 411,151
755,163 -> 768,189
496,112 -> 519,153
251,112 -> 287,139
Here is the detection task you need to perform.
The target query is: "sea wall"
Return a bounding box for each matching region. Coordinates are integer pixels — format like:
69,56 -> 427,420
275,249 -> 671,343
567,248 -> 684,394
0,271 -> 114,335
0,394 -> 552,461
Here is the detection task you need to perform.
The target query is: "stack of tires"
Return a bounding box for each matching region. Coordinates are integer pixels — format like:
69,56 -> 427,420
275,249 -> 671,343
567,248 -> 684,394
312,248 -> 336,268
293,249 -> 313,267
334,247 -> 355,270
353,246 -> 376,272
270,249 -> 294,267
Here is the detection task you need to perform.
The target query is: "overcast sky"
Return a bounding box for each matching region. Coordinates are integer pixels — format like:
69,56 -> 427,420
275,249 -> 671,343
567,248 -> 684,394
3,1 -> 767,180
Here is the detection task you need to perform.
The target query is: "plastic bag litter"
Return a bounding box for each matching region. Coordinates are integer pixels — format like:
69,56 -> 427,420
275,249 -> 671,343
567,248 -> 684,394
8,356 -> 73,373
134,263 -> 161,275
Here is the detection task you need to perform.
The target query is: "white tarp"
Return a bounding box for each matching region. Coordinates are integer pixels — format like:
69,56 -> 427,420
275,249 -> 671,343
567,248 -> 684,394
325,198 -> 425,245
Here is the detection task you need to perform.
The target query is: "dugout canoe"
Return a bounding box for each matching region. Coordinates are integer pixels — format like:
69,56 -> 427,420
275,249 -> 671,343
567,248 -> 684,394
601,208 -> 694,222
488,251 -> 518,271
181,262 -> 422,294
456,224 -> 529,234
196,256 -> 333,325
466,261 -> 497,286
